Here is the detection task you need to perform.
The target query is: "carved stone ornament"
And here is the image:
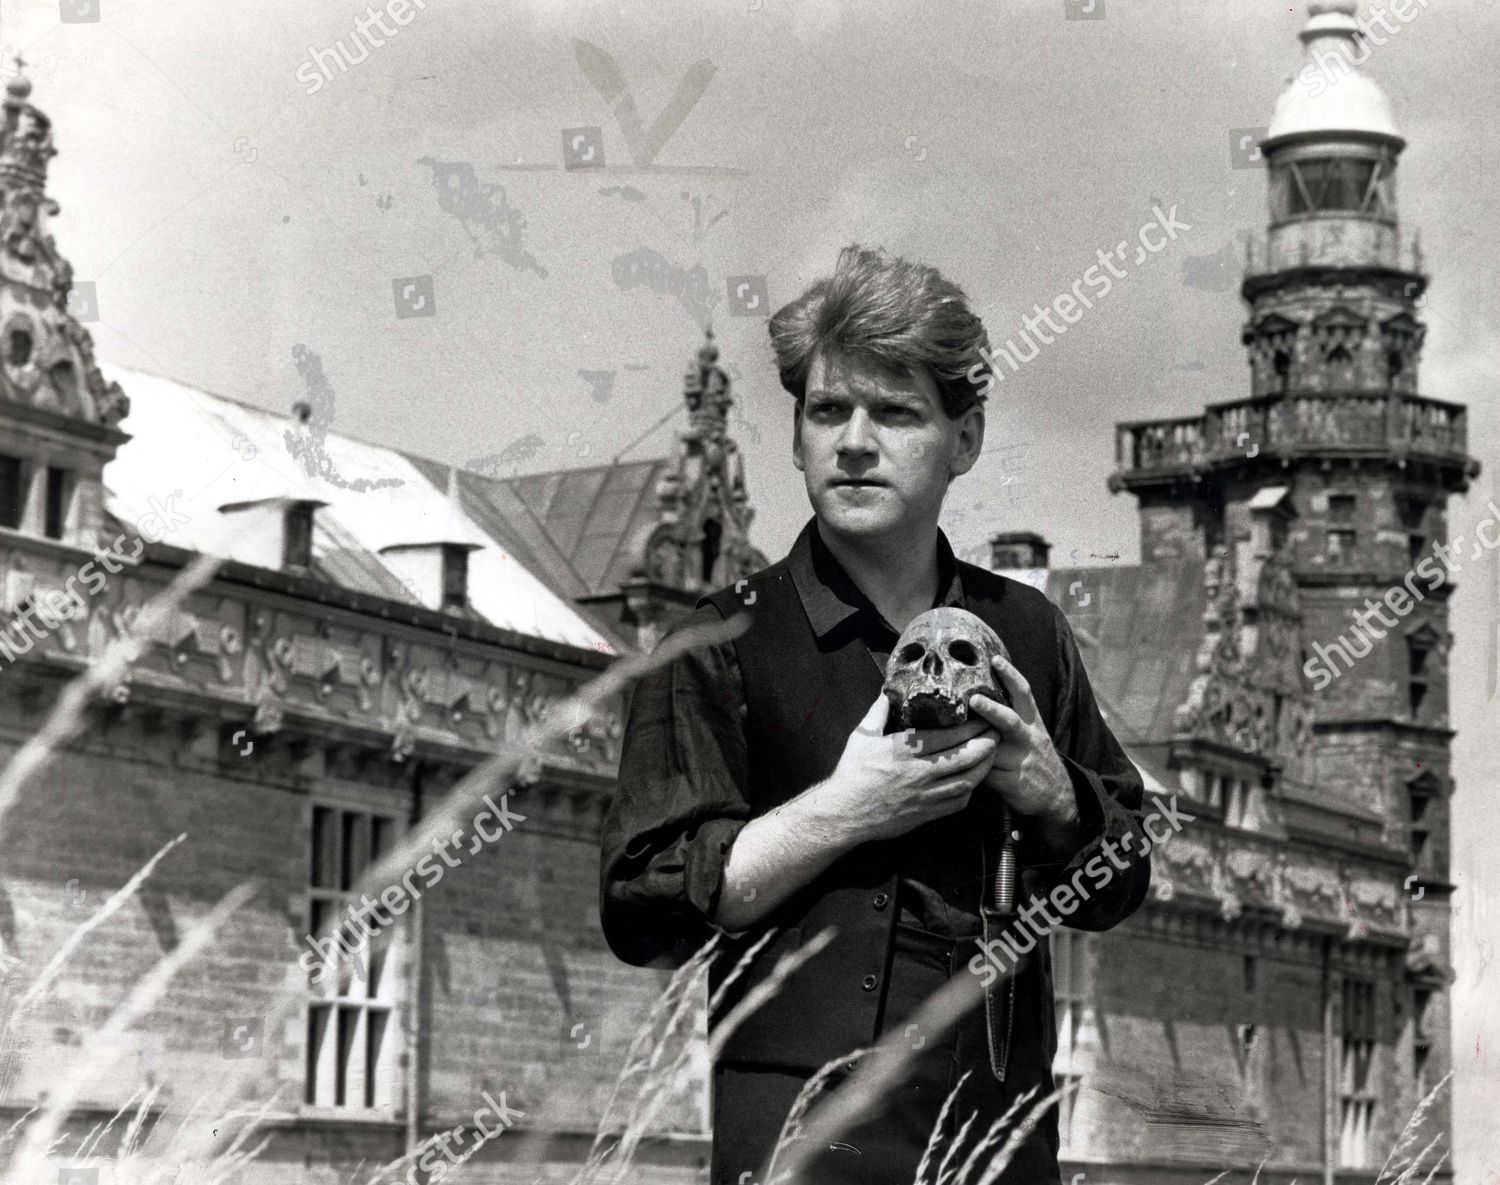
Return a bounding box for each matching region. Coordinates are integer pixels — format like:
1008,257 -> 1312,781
0,71 -> 128,427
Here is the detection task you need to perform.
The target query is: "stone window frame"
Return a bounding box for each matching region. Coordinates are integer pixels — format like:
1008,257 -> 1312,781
303,797 -> 406,1113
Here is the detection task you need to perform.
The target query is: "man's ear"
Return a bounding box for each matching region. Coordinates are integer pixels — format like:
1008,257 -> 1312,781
949,404 -> 985,479
791,399 -> 805,472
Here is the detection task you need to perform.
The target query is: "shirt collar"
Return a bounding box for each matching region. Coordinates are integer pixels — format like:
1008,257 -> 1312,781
787,518 -> 965,641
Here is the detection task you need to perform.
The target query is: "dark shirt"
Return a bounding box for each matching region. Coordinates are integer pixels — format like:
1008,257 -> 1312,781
601,519 -> 1149,964
793,517 -> 988,937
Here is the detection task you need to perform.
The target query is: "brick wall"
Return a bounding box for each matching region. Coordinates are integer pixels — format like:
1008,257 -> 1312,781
0,704 -> 708,1185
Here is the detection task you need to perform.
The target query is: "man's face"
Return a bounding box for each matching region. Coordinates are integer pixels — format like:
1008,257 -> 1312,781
793,348 -> 983,542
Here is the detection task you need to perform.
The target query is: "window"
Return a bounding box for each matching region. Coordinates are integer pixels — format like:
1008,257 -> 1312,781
1277,157 -> 1384,217
0,456 -> 22,530
1387,347 -> 1407,388
1339,978 -> 1377,1168
1326,493 -> 1357,562
306,804 -> 401,1110
1407,638 -> 1431,717
1051,930 -> 1091,1148
1412,989 -> 1432,1090
1224,778 -> 1251,829
1408,534 -> 1426,565
1408,785 -> 1431,863
43,467 -> 68,540
1272,348 -> 1291,394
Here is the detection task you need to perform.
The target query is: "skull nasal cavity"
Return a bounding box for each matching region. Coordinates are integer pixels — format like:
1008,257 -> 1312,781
948,640 -> 980,665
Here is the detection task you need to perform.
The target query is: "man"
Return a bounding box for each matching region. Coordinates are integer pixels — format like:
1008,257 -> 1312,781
600,245 -> 1150,1184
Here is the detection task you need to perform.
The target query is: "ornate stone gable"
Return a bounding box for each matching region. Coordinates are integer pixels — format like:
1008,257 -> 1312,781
637,332 -> 767,595
1173,542 -> 1315,776
0,68 -> 127,428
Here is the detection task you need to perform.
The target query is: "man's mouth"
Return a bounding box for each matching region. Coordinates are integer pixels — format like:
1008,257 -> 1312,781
830,477 -> 886,488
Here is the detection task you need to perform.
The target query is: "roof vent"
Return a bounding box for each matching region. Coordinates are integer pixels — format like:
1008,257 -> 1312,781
379,541 -> 480,613
218,497 -> 327,573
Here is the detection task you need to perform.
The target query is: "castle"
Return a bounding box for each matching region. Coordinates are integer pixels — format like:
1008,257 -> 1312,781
0,1 -> 1458,1181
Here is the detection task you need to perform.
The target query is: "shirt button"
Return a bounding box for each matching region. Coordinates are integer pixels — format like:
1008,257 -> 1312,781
873,892 -> 889,910
861,974 -> 878,992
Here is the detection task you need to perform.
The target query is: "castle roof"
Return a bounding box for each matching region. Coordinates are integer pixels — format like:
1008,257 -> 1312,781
100,361 -> 619,653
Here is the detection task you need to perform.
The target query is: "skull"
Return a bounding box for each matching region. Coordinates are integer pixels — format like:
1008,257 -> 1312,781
883,607 -> 1011,729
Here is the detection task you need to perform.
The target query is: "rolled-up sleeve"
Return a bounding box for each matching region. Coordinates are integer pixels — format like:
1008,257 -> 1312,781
599,603 -> 753,968
1019,603 -> 1151,931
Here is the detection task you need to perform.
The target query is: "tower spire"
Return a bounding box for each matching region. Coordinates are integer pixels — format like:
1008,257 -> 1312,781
0,68 -> 127,427
634,329 -> 764,595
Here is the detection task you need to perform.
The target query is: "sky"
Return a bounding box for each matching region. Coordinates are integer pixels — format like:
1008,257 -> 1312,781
3,0 -> 1497,1176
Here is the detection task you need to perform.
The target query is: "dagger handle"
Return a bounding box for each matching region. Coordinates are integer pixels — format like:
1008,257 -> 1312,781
995,804 -> 1018,913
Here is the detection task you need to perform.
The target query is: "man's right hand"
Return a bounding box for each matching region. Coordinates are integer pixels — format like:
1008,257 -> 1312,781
813,691 -> 999,847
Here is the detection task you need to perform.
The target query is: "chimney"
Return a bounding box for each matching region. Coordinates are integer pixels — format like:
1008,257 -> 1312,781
988,531 -> 1051,571
217,497 -> 327,573
379,541 -> 480,613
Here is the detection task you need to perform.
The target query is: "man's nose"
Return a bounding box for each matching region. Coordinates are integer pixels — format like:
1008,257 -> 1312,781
836,408 -> 877,458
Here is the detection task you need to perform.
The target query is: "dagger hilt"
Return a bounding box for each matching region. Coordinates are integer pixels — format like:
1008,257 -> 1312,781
994,803 -> 1018,913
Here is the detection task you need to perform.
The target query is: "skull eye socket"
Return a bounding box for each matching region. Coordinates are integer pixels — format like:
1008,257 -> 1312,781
947,640 -> 980,665
897,642 -> 927,664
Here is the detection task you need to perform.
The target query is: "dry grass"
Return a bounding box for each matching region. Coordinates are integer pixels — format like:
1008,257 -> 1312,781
0,564 -> 1459,1185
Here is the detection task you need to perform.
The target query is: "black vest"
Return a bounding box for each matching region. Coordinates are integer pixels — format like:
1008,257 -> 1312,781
701,552 -> 1062,1076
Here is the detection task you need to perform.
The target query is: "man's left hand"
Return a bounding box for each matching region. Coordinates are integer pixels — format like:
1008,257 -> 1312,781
967,654 -> 1084,855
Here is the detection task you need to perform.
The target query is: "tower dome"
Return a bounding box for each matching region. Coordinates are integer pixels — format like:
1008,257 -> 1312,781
1264,0 -> 1403,151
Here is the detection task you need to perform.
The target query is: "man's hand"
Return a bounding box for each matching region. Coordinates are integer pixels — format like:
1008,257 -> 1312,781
812,691 -> 1000,847
968,653 -> 1084,855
